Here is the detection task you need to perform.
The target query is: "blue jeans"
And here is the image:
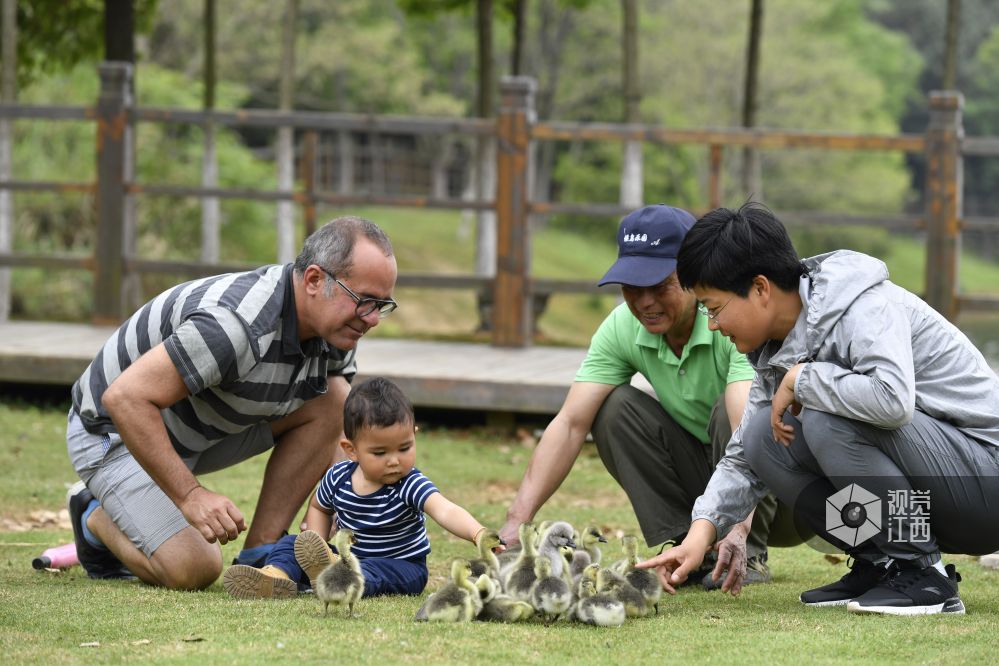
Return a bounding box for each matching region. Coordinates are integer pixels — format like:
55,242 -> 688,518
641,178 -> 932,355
266,533 -> 428,597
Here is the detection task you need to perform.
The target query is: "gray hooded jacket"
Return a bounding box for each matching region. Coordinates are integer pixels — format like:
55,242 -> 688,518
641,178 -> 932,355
691,250 -> 999,539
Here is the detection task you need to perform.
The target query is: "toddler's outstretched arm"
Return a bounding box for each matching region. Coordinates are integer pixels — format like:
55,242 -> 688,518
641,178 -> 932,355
424,493 -> 491,545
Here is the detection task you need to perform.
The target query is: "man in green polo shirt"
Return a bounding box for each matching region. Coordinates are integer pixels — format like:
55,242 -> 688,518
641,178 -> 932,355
500,204 -> 793,593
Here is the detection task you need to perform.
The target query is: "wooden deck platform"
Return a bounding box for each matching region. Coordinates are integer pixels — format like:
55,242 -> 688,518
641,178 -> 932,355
0,321 -> 652,416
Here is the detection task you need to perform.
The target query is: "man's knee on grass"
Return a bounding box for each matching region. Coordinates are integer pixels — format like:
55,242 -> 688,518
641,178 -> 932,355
152,533 -> 223,590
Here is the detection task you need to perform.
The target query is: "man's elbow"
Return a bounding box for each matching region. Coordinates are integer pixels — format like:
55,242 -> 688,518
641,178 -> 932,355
101,381 -> 127,417
879,398 -> 915,430
101,380 -> 149,422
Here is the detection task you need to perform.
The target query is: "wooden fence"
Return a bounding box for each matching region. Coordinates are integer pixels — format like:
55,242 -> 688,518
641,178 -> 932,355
1,62 -> 999,346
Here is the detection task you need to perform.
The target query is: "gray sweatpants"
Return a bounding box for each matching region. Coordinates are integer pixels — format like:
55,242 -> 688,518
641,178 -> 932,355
743,408 -> 999,568
591,384 -> 798,555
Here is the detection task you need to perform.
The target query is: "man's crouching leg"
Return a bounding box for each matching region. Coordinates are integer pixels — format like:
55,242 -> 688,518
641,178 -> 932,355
87,503 -> 222,590
240,378 -> 349,551
78,434 -> 224,590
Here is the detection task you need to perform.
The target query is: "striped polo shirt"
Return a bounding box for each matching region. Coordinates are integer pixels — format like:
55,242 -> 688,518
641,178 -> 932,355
71,264 -> 356,455
316,460 -> 439,560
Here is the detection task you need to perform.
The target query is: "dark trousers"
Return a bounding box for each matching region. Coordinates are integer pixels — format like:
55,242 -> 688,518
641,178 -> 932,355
266,533 -> 428,597
591,384 -> 795,555
743,408 -> 999,568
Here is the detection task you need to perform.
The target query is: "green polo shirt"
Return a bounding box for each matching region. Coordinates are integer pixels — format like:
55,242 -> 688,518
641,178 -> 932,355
576,303 -> 755,444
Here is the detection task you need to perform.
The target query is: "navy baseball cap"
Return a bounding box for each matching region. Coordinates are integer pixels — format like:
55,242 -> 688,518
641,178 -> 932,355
597,204 -> 697,287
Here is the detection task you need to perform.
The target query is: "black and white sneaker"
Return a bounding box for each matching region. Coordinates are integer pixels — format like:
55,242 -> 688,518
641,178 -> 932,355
847,563 -> 964,616
67,481 -> 134,580
800,557 -> 894,607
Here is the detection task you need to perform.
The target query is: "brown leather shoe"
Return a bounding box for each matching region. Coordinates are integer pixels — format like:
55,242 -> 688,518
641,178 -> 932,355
222,564 -> 297,599
294,529 -> 338,583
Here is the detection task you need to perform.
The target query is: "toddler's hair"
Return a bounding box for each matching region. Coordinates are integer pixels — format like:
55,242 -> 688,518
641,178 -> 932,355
343,377 -> 414,439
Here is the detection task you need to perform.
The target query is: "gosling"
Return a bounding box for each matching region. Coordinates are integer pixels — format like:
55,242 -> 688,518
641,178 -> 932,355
530,556 -> 572,624
597,566 -> 650,618
502,522 -> 541,601
558,544 -> 576,591
314,529 -> 364,618
414,559 -> 481,622
570,525 -> 608,578
496,521 -> 540,572
574,579 -> 626,627
575,562 -> 601,600
620,534 -> 662,615
478,595 -> 535,623
469,528 -> 505,580
475,572 -> 499,604
536,521 -> 576,579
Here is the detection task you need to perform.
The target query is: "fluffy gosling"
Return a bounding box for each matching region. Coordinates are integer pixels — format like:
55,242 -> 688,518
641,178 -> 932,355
475,572 -> 499,604
470,528 -> 505,579
620,535 -> 662,614
574,579 -> 626,627
502,522 -> 541,601
575,562 -> 601,600
496,521 -> 539,573
536,521 -> 576,580
530,556 -> 573,624
414,559 -> 481,622
478,595 -> 535,623
596,566 -> 650,618
314,529 -> 364,618
570,525 -> 608,579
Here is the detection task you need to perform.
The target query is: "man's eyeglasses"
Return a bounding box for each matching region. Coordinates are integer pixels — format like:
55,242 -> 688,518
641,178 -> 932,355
318,267 -> 398,319
697,297 -> 732,323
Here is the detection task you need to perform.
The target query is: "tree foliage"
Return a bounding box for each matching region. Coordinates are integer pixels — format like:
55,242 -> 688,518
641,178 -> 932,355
968,25 -> 999,135
964,25 -> 999,256
11,0 -> 997,261
865,0 -> 999,94
147,0 -> 466,115
865,0 -> 999,220
548,0 -> 921,222
6,0 -> 158,87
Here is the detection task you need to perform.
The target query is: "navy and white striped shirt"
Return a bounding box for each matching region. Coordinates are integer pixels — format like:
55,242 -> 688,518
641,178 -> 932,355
72,264 -> 356,456
316,460 -> 439,560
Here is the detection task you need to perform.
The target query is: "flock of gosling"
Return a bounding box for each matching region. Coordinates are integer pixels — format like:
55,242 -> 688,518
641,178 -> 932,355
415,521 -> 661,627
313,521 -> 662,626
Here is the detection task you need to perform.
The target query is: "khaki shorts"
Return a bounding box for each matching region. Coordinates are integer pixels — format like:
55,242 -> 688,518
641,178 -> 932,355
66,408 -> 274,557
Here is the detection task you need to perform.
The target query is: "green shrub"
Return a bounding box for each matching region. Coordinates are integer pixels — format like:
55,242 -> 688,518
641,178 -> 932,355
791,224 -> 893,259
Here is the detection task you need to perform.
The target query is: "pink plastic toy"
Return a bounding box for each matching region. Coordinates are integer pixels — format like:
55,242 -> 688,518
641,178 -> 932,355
32,542 -> 79,570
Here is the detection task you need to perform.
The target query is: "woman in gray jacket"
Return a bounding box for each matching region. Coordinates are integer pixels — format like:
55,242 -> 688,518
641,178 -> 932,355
639,203 -> 999,616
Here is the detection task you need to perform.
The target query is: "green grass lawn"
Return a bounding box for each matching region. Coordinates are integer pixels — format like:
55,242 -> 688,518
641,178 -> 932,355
2,399 -> 998,665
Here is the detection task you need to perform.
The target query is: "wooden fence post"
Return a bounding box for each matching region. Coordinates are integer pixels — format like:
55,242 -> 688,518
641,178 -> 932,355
94,62 -> 132,324
708,144 -> 723,209
492,76 -> 535,347
923,91 -> 963,321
